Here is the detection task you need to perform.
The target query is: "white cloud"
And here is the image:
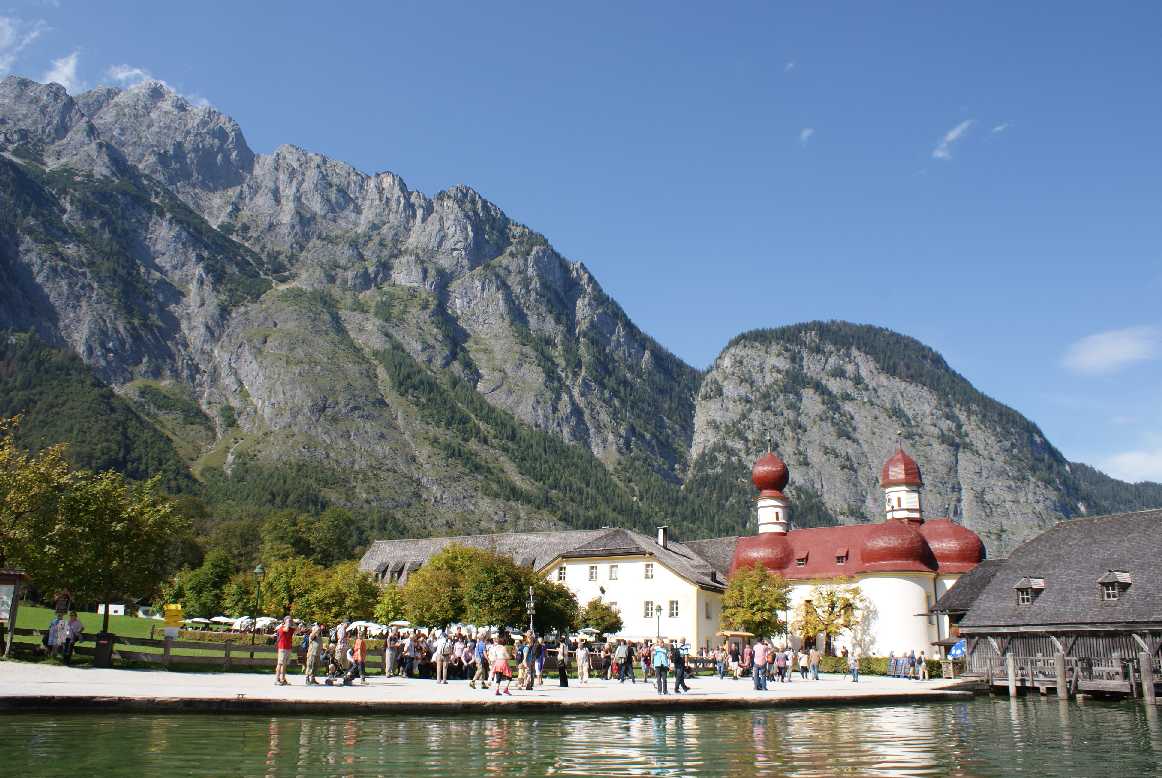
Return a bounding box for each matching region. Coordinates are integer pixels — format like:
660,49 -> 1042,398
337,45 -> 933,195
932,119 -> 975,160
798,127 -> 814,146
103,63 -> 211,107
106,63 -> 152,85
992,122 -> 1010,133
1062,326 -> 1160,375
1101,448 -> 1162,483
0,16 -> 48,75
42,49 -> 83,93
784,60 -> 796,73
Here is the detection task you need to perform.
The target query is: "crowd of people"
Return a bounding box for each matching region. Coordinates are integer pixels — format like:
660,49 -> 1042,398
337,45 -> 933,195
42,610 -> 84,665
887,650 -> 931,680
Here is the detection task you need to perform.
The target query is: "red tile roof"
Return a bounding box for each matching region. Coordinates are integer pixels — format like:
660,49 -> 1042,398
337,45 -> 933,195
729,518 -> 982,579
881,448 -> 923,487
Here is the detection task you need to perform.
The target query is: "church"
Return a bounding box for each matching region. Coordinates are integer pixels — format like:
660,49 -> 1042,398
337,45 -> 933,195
359,447 -> 985,656
729,447 -> 986,656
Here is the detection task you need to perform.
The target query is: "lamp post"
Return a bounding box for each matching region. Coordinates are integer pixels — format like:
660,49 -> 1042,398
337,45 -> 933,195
250,564 -> 265,657
525,585 -> 536,635
656,605 -> 661,641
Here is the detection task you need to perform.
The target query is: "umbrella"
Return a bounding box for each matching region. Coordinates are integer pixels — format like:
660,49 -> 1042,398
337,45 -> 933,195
209,616 -> 235,624
948,639 -> 967,659
389,620 -> 411,628
185,617 -> 212,624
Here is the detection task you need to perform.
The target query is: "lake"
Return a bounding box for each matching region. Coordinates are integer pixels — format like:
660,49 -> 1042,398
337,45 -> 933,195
4,696 -> 1160,776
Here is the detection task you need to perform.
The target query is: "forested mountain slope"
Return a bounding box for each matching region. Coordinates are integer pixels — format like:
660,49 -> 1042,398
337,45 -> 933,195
1,76 -> 1157,557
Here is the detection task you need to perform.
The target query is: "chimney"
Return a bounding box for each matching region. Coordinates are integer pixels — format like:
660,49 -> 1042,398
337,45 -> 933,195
656,526 -> 669,549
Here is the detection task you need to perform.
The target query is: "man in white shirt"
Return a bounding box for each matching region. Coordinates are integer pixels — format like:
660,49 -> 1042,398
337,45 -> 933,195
433,631 -> 450,683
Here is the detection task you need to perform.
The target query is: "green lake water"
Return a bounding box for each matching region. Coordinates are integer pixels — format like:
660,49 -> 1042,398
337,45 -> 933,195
4,697 -> 1160,776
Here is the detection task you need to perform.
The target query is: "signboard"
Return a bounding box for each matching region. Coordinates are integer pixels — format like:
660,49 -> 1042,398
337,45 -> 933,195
0,584 -> 14,621
163,604 -> 183,638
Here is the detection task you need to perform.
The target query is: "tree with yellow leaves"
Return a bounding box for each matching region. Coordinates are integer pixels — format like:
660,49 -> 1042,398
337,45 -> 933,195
791,581 -> 867,655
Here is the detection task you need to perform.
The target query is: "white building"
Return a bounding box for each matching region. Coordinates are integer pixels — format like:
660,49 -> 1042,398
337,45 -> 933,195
729,448 -> 986,656
359,526 -> 728,651
358,447 -> 986,657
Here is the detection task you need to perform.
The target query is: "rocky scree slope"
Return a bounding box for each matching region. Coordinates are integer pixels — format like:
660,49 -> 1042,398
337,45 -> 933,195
1,76 -> 1157,553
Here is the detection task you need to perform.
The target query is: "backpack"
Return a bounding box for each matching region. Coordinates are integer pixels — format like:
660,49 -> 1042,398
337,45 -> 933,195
300,634 -> 311,652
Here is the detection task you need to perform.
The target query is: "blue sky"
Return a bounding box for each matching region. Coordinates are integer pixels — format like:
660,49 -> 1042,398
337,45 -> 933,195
3,2 -> 1161,481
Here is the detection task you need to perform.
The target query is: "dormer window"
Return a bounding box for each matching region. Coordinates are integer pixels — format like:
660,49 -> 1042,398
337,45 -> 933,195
1098,571 -> 1131,601
1014,577 -> 1045,606
796,556 -> 808,567
835,547 -> 849,565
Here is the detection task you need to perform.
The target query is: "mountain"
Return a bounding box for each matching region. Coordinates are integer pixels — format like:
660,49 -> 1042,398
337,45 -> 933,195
0,75 -> 1157,556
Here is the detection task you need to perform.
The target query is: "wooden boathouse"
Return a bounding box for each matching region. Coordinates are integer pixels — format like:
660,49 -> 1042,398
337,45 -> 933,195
933,508 -> 1162,702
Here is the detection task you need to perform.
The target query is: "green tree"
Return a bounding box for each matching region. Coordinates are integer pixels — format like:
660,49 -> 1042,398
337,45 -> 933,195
373,583 -> 406,624
791,582 -> 867,655
162,550 -> 235,617
308,507 -> 359,566
56,471 -> 187,632
463,556 -> 530,628
721,562 -> 790,638
399,544 -> 491,627
0,417 -> 74,572
258,556 -> 325,617
529,576 -> 579,633
578,597 -> 623,635
298,560 -> 379,624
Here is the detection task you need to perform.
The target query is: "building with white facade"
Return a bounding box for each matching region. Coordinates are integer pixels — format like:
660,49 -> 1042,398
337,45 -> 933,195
728,448 -> 986,656
358,447 -> 985,657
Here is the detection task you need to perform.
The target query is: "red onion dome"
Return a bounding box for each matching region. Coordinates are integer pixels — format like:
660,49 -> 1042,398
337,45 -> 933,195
752,451 -> 789,497
730,532 -> 794,576
860,520 -> 937,571
918,518 -> 985,573
881,448 -> 923,488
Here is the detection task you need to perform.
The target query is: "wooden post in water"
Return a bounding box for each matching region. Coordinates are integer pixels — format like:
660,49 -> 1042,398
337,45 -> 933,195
1006,654 -> 1018,698
1055,653 -> 1068,698
1140,652 -> 1156,705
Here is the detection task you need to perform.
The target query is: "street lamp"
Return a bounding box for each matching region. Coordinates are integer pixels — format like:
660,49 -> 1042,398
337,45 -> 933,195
525,585 -> 536,635
655,604 -> 661,641
251,564 -> 265,650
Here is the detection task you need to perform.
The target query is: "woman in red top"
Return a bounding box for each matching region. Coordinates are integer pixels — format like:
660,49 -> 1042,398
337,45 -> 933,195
274,616 -> 295,686
353,628 -> 368,685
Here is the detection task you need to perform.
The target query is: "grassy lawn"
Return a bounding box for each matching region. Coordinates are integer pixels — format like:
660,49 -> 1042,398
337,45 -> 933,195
16,604 -> 159,638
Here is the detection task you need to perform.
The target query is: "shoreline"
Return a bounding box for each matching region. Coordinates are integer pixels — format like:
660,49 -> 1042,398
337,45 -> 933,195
1,689 -> 976,715
0,662 -> 977,715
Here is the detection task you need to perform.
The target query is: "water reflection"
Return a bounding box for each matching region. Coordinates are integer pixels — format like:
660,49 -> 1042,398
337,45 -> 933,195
3,698 -> 1162,777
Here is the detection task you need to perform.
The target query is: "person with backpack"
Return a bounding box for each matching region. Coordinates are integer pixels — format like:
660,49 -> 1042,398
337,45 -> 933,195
671,640 -> 690,693
433,630 -> 451,684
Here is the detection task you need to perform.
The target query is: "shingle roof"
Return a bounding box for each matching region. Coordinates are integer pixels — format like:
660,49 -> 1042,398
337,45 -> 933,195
959,509 -> 1162,630
683,537 -> 739,577
359,529 -> 609,583
358,527 -> 729,591
931,559 -> 1006,614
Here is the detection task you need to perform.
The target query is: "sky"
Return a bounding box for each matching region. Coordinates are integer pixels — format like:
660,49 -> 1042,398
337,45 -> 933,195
2,1 -> 1161,482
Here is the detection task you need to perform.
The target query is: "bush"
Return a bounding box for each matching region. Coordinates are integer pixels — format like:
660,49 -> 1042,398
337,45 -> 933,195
817,655 -> 942,676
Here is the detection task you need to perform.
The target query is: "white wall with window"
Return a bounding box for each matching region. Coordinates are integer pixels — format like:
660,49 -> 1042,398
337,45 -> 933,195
544,554 -> 722,648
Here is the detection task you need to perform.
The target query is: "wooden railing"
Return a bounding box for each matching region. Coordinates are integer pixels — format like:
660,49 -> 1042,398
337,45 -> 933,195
6,627 -> 391,672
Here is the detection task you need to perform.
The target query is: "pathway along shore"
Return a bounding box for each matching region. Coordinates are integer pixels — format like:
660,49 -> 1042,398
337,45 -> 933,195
0,663 -> 975,714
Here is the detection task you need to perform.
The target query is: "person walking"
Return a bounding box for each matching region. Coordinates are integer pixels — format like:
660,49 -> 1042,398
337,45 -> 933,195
809,646 -> 820,681
433,631 -> 450,684
848,648 -> 861,683
523,632 -> 538,690
751,639 -> 767,691
576,641 -> 590,684
671,640 -> 690,693
557,638 -> 570,687
652,640 -> 670,695
274,616 -> 295,686
797,647 -> 809,680
728,642 -> 741,679
535,637 -> 546,686
918,651 -> 929,681
471,632 -> 490,689
489,636 -> 512,696
353,628 -> 368,685
741,641 -> 753,681
384,629 -> 397,677
615,640 -> 632,683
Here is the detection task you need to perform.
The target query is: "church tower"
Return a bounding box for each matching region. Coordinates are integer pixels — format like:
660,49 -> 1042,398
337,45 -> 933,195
881,447 -> 923,524
753,450 -> 790,533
